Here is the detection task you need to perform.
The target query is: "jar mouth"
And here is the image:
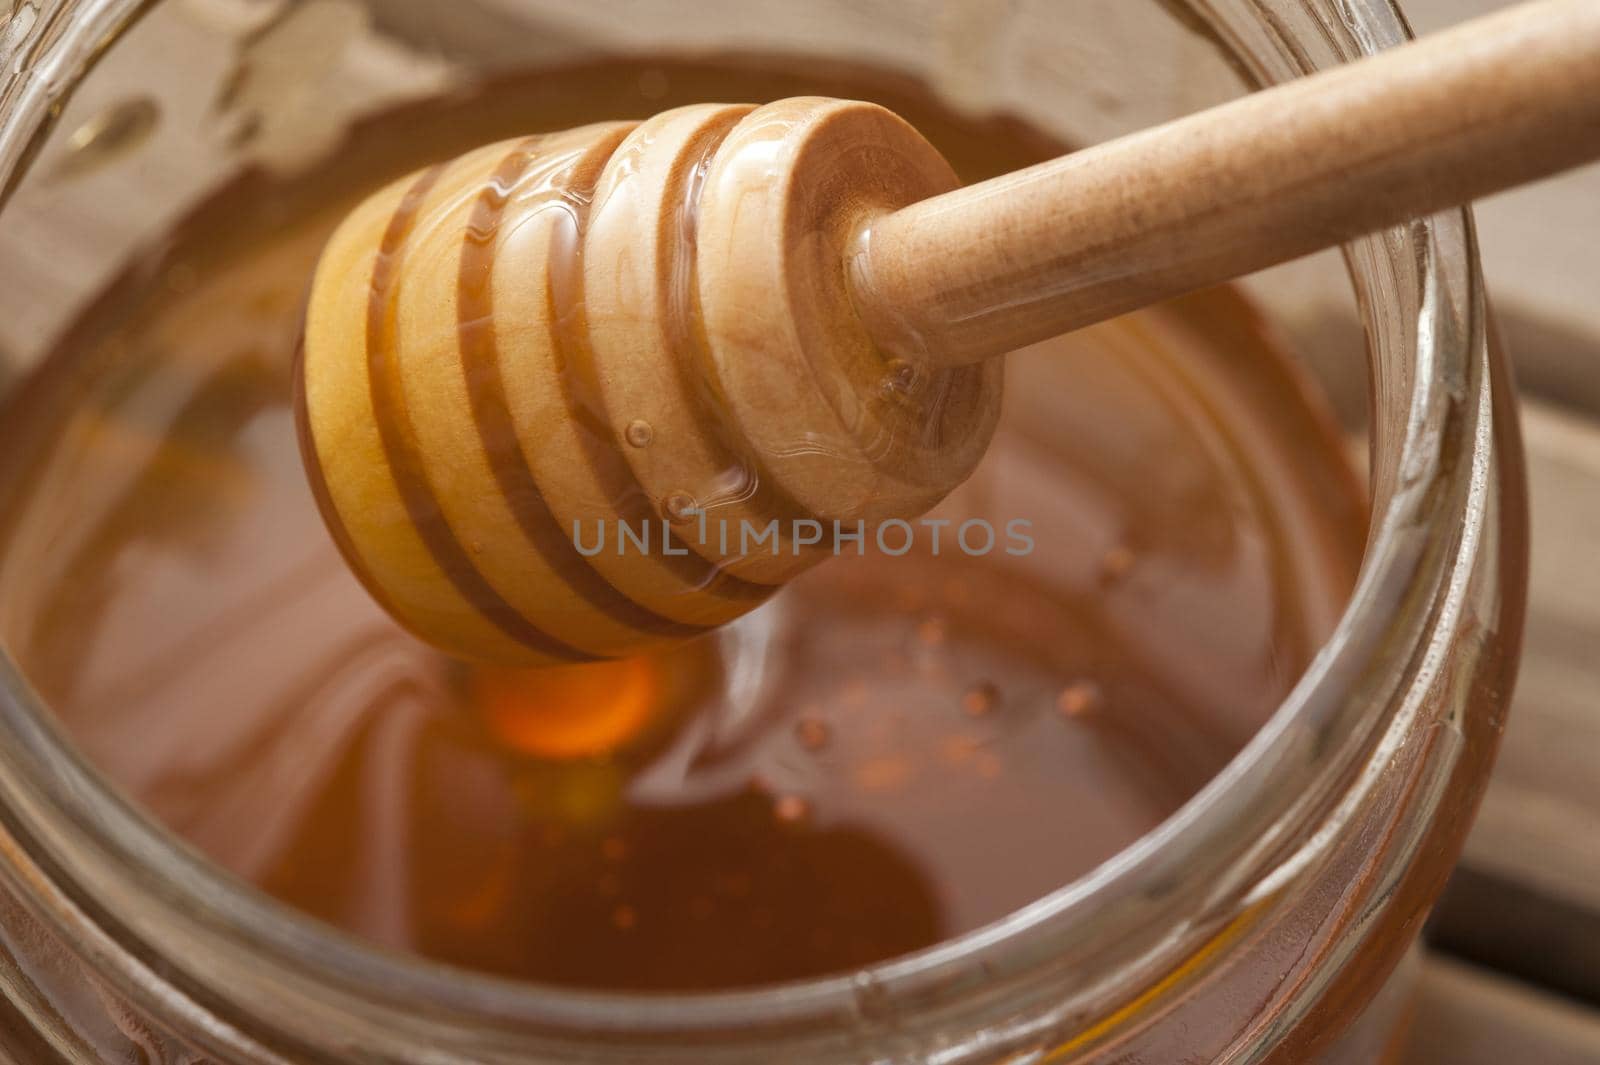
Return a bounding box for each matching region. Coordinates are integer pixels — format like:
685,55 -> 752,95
0,0 -> 1494,1056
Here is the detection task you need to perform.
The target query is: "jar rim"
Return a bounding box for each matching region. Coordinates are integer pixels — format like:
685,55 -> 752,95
0,0 -> 1497,1058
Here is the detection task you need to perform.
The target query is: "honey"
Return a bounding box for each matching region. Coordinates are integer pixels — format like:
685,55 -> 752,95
0,58 -> 1365,991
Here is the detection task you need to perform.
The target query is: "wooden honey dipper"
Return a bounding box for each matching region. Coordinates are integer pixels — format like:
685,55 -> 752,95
299,0 -> 1600,665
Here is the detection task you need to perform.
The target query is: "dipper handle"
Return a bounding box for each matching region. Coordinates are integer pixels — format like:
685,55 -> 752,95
851,0 -> 1600,366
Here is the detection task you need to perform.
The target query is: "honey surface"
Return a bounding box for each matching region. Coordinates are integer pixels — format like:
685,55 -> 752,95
0,59 -> 1365,990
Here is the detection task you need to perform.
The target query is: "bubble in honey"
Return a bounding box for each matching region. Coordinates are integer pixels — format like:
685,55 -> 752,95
915,616 -> 948,647
600,836 -> 627,862
961,680 -> 1000,717
794,715 -> 831,752
625,419 -> 654,448
1057,680 -> 1102,718
881,358 -> 917,395
52,97 -> 160,179
851,971 -> 896,1021
773,794 -> 811,824
1099,544 -> 1137,585
663,491 -> 697,523
611,903 -> 638,931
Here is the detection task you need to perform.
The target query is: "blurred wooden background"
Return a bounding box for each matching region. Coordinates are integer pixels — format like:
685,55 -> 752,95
1403,2 -> 1600,1060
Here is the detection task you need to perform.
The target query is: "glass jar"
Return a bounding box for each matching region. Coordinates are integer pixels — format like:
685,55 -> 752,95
0,0 -> 1527,1062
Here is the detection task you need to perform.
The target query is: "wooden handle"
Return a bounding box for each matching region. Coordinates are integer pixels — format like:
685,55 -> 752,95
850,0 -> 1600,366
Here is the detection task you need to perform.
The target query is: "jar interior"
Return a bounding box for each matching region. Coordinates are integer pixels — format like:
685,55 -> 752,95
0,40 -> 1369,991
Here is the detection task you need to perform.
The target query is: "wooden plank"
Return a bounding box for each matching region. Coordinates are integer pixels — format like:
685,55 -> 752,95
1405,955 -> 1600,1065
1470,400 -> 1600,905
1428,400 -> 1600,1005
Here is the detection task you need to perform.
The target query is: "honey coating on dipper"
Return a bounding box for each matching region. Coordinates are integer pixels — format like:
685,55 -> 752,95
300,94 -> 998,665
0,59 -> 1364,990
